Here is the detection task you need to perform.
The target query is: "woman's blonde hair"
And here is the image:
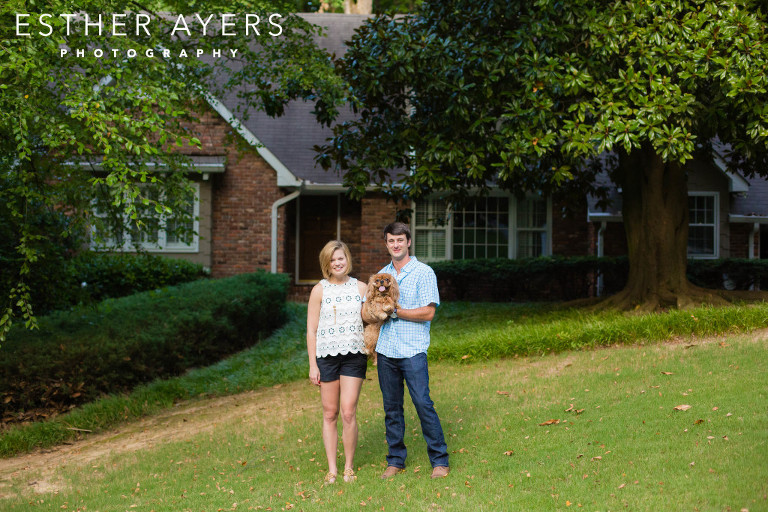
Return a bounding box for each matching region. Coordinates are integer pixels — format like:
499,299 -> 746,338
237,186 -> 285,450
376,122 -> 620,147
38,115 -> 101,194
318,240 -> 353,279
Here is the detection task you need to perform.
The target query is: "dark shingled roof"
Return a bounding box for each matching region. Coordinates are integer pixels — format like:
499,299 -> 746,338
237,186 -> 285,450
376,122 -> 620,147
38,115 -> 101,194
213,13 -> 370,185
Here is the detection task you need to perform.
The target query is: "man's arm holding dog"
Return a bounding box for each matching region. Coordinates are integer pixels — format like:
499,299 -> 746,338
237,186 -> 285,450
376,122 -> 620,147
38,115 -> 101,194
394,303 -> 436,322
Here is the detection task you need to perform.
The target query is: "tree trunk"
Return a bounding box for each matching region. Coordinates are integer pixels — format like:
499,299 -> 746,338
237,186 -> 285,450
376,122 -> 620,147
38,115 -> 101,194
601,144 -> 726,311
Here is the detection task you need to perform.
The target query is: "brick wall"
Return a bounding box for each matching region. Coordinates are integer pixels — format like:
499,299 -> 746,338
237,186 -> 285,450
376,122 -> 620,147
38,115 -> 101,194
359,195 -> 403,279
186,109 -> 289,278
729,223 -> 759,259
341,197 -> 363,275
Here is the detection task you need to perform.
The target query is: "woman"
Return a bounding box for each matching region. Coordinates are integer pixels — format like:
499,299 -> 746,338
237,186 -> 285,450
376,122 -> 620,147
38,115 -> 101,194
307,240 -> 368,484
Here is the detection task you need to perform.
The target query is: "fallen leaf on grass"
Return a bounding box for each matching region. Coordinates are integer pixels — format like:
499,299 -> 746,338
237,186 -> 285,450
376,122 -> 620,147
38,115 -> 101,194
694,419 -> 705,425
504,450 -> 514,456
576,409 -> 585,414
618,483 -> 626,489
496,391 -> 511,396
591,456 -> 602,461
461,355 -> 471,360
565,404 -> 574,412
674,405 -> 692,411
661,372 -> 674,375
539,419 -> 560,426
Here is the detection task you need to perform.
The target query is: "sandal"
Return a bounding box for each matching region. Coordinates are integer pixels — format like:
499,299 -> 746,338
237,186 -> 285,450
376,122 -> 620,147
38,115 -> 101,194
343,468 -> 356,482
324,471 -> 337,484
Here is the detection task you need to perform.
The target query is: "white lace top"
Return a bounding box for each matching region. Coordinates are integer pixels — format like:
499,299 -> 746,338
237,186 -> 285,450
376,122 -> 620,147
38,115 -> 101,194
316,278 -> 366,358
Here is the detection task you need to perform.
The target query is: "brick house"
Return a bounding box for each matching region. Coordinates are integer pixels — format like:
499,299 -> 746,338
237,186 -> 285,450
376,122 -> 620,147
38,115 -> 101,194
102,14 -> 768,297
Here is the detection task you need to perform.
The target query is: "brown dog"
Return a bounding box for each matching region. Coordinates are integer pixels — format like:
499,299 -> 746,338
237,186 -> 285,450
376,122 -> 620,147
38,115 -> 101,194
362,273 -> 400,360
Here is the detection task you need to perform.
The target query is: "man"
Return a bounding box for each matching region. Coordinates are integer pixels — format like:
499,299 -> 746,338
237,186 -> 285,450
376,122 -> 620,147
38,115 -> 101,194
375,221 -> 449,479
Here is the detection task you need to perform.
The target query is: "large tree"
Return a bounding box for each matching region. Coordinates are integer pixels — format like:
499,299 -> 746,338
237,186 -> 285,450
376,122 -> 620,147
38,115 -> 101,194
317,0 -> 768,310
0,0 -> 343,339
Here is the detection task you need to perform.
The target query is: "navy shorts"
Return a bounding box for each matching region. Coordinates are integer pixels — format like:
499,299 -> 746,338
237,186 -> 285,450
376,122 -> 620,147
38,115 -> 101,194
316,352 -> 368,382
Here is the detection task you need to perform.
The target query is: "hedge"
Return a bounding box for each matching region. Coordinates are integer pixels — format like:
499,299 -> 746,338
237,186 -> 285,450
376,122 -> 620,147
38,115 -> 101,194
2,252 -> 207,316
431,256 -> 768,301
71,252 -> 207,304
0,272 -> 289,421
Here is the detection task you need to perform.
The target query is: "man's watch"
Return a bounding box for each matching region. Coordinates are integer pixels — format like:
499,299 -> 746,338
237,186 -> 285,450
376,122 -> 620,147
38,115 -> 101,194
390,308 -> 398,320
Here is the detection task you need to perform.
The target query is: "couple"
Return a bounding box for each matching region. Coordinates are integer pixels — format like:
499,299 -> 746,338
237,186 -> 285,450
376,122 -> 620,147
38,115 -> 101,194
306,222 -> 450,484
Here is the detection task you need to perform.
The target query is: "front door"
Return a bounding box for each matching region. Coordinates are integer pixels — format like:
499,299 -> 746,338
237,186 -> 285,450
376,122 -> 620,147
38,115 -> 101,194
297,195 -> 338,282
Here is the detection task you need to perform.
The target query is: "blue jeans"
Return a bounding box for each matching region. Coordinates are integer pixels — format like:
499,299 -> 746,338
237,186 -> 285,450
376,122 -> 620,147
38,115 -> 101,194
377,352 -> 449,468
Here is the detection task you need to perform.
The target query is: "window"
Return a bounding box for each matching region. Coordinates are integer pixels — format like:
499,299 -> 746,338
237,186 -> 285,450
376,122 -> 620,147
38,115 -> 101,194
414,199 -> 449,261
453,197 -> 510,259
516,197 -> 548,258
91,183 -> 199,252
687,193 -> 718,258
413,195 -> 550,261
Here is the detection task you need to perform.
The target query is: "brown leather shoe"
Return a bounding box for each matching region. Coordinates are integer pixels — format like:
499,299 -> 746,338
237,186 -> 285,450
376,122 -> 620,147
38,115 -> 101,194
431,466 -> 449,479
381,466 -> 405,479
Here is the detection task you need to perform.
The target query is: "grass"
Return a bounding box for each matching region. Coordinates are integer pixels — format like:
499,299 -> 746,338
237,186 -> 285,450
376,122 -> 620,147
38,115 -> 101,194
0,302 -> 308,457
3,301 -> 768,458
0,301 -> 767,510
1,327 -> 766,510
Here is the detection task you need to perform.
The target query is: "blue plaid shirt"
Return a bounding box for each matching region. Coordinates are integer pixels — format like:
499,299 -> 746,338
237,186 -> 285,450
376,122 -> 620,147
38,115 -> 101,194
375,256 -> 440,358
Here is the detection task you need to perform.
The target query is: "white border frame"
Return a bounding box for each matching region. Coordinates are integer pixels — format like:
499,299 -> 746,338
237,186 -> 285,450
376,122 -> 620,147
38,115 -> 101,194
688,191 -> 720,259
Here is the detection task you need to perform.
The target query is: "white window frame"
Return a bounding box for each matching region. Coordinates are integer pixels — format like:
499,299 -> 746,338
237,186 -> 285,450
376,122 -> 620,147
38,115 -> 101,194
413,198 -> 452,261
412,193 -> 552,262
512,194 -> 553,259
90,182 -> 200,253
687,191 -> 719,259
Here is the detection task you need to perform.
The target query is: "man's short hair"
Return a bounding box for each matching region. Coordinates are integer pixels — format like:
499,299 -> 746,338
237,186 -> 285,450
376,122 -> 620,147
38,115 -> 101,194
383,222 -> 411,241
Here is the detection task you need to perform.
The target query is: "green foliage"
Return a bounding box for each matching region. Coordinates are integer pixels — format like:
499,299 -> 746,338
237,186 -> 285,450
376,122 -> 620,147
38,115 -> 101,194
316,0 -> 768,305
429,301 -> 768,361
686,257 -> 768,290
431,256 -> 628,301
70,252 -> 206,305
0,0 -> 343,339
320,0 -> 768,200
0,272 -> 289,421
431,256 -> 768,301
0,191 -> 87,316
0,301 -> 306,457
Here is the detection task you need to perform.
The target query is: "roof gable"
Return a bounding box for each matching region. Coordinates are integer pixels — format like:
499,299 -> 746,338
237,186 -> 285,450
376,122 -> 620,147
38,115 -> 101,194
209,14 -> 370,186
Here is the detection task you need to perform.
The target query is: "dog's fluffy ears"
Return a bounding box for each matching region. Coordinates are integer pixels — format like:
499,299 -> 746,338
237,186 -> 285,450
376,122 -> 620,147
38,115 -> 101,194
366,273 -> 399,303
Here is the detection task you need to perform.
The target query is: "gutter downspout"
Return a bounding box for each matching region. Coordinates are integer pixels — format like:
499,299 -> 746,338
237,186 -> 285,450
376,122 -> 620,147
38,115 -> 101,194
750,222 -> 759,290
597,221 -> 607,297
271,189 -> 302,274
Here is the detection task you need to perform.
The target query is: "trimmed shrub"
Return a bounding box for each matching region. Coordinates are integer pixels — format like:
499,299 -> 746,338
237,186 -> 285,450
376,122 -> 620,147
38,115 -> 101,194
431,256 -> 766,301
71,252 -> 207,304
0,272 -> 289,421
431,256 -> 628,301
687,258 -> 768,290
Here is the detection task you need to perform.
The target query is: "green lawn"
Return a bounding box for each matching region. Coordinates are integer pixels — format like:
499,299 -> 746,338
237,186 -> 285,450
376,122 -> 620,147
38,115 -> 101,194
1,302 -> 766,511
